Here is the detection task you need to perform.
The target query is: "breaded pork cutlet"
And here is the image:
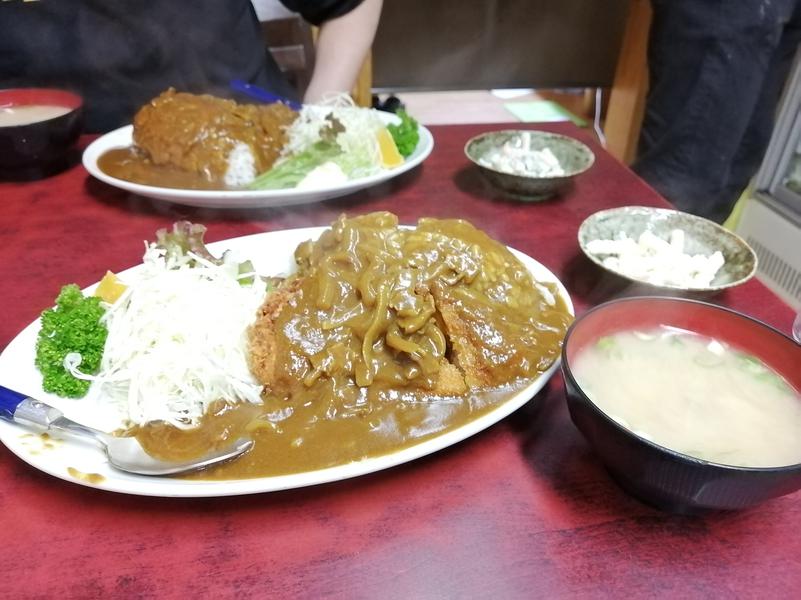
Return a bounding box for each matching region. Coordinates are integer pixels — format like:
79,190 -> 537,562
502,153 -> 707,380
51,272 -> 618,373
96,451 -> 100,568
247,277 -> 303,387
133,88 -> 296,186
431,286 -> 496,390
247,276 -> 470,398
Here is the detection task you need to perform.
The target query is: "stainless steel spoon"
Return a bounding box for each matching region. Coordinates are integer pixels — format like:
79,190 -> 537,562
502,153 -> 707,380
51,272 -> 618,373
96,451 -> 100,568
0,384 -> 253,476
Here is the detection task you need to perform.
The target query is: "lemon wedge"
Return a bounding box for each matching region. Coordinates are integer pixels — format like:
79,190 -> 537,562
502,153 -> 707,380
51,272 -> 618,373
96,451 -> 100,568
377,127 -> 404,169
95,271 -> 127,303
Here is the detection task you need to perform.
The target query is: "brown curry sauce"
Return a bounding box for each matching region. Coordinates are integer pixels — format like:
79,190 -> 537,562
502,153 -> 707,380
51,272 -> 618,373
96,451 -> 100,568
97,89 -> 298,190
134,213 -> 573,480
98,147 -> 230,190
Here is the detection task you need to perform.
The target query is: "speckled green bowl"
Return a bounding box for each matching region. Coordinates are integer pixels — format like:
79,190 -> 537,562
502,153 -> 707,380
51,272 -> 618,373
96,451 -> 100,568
464,130 -> 595,201
578,206 -> 758,293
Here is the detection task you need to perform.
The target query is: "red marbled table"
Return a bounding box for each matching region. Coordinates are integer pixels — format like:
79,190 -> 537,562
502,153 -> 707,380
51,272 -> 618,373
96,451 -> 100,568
1,123 -> 799,598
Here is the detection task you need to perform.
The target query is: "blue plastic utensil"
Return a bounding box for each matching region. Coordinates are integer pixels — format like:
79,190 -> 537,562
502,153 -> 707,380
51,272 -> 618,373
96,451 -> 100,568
229,79 -> 303,110
0,384 -> 252,476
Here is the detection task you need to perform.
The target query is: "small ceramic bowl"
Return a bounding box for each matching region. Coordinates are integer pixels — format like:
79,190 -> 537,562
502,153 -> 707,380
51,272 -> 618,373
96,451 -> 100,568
0,88 -> 84,172
562,296 -> 801,514
578,206 -> 757,293
464,130 -> 595,201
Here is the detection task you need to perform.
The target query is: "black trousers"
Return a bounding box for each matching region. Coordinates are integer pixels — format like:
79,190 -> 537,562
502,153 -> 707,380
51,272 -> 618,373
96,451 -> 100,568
632,0 -> 801,223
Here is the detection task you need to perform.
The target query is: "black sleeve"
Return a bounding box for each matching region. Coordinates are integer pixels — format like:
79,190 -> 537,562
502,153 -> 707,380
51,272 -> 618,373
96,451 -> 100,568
279,0 -> 364,26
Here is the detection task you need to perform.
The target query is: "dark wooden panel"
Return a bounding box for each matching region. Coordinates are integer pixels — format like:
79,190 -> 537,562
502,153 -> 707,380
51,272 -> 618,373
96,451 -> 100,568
372,0 -> 630,91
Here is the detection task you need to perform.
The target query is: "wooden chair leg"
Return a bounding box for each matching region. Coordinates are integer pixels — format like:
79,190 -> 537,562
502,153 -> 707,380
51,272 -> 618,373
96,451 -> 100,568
351,52 -> 373,108
604,0 -> 652,164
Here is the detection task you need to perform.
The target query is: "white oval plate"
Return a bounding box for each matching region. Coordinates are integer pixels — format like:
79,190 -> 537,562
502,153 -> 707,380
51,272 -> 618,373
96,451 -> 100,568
0,227 -> 572,497
82,113 -> 434,209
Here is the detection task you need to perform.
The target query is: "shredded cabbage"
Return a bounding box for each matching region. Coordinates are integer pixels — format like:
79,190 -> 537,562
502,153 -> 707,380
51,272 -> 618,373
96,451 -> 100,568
254,94 -> 386,190
288,95 -> 383,172
69,244 -> 267,429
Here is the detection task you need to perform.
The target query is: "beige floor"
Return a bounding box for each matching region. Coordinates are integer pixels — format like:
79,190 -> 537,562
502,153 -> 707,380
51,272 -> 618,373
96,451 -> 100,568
390,90 -> 542,125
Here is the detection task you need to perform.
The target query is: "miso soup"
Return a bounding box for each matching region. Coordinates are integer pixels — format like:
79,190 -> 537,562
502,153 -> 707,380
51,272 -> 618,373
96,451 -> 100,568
0,105 -> 71,127
572,327 -> 801,467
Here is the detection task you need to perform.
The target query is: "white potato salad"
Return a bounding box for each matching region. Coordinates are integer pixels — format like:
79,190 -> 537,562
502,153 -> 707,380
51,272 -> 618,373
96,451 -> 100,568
479,131 -> 565,178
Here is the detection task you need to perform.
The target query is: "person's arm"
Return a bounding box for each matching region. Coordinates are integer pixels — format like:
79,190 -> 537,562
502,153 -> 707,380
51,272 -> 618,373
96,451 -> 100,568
302,0 -> 383,103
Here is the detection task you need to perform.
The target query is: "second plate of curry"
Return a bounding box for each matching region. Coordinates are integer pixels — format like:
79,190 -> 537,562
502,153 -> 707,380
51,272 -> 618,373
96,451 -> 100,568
82,115 -> 434,209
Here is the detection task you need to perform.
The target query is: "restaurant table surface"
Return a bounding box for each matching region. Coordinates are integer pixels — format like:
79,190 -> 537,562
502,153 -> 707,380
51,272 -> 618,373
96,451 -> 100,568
1,122 -> 799,599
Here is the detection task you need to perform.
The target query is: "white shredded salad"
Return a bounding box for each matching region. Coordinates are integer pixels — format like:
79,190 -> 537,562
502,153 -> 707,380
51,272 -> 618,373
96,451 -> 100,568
585,228 -> 725,288
282,94 -> 385,179
479,131 -> 565,178
67,244 -> 267,429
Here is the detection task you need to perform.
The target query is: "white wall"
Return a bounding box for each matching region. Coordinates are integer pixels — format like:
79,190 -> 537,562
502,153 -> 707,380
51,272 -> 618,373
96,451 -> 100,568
251,0 -> 294,21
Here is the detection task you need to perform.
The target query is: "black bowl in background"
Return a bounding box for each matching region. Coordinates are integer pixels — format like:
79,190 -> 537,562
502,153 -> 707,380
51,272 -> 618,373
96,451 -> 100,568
0,88 -> 84,172
561,296 -> 801,514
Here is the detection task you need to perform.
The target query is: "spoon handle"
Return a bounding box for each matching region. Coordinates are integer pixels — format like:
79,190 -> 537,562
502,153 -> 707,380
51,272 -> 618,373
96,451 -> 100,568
229,79 -> 303,110
0,384 -> 64,426
0,384 -> 25,420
